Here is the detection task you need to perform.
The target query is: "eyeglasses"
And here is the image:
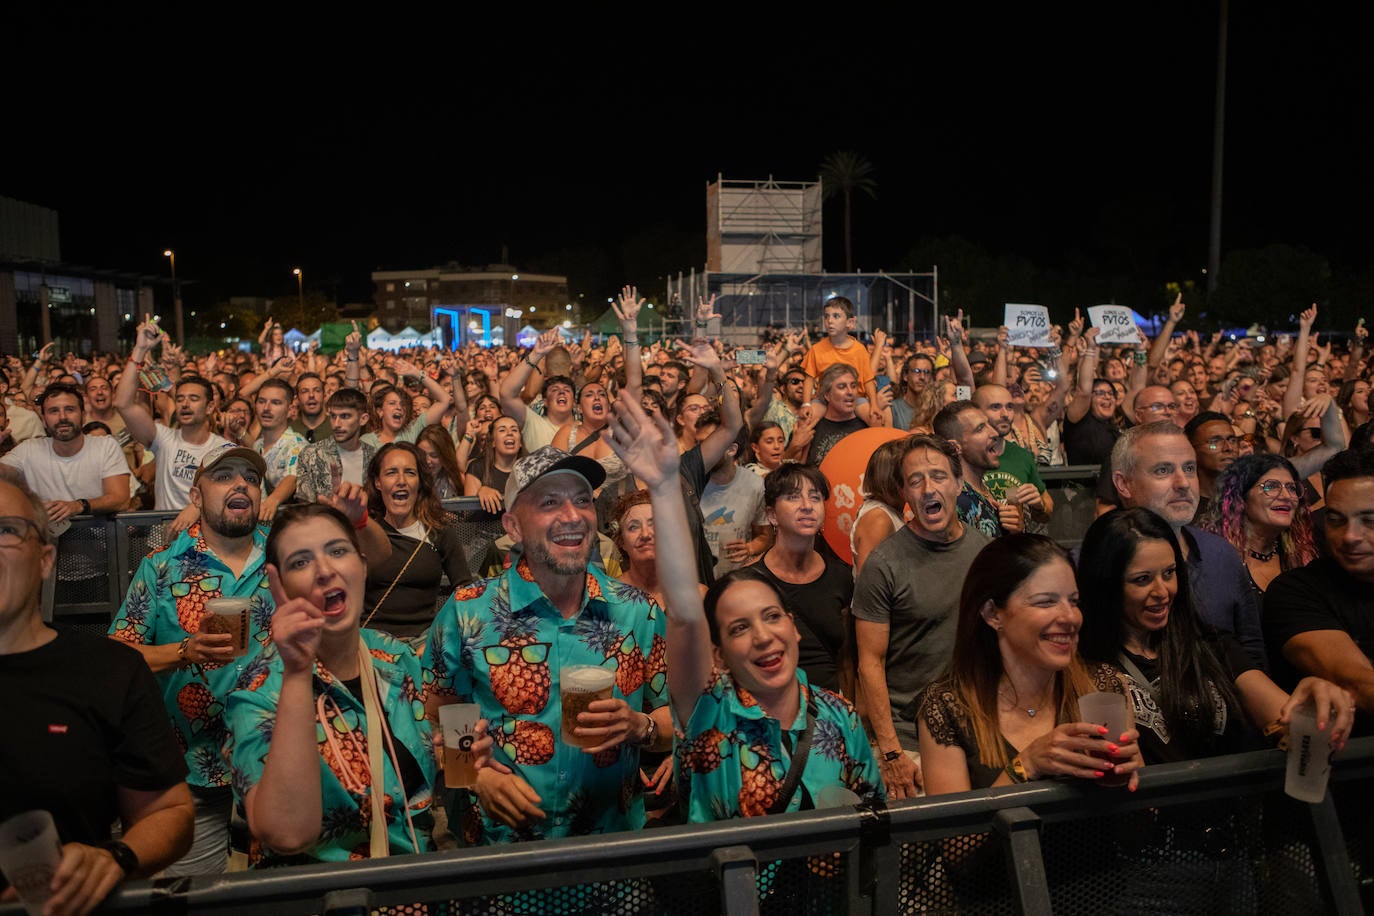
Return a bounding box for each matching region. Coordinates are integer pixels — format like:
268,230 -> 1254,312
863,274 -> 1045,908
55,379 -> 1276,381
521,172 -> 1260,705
0,516 -> 43,548
1256,480 -> 1301,498
1204,436 -> 1240,451
1141,401 -> 1179,414
1091,389 -> 1116,399
907,367 -> 932,376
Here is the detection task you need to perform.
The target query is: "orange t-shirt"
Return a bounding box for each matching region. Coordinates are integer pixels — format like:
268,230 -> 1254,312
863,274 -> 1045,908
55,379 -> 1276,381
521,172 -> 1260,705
801,336 -> 874,385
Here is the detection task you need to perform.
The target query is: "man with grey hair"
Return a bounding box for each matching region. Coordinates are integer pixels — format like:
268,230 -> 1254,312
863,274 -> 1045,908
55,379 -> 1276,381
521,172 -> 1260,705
1109,420 -> 1266,665
423,446 -> 673,845
789,364 -> 873,466
0,470 -> 193,910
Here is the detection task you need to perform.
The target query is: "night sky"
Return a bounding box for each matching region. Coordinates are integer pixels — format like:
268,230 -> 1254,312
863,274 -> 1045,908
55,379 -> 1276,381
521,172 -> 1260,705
5,7 -> 1371,319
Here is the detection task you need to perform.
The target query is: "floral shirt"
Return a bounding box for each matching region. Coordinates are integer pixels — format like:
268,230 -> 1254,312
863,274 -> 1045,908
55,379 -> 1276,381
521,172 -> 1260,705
422,557 -> 668,844
677,668 -> 883,822
108,523 -> 273,789
224,630 -> 434,865
956,481 -> 1006,539
294,439 -> 378,503
254,428 -> 306,493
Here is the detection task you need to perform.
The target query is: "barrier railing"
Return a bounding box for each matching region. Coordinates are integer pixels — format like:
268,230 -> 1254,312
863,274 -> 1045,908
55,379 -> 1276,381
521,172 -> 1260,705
6,738 -> 1368,915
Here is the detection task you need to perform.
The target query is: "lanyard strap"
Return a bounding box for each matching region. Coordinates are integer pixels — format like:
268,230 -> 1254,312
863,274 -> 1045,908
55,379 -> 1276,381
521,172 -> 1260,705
767,693 -> 819,816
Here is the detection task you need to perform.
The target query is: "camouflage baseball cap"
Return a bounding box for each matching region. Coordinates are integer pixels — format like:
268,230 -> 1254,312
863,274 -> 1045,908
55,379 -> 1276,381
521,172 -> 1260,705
503,445 -> 606,510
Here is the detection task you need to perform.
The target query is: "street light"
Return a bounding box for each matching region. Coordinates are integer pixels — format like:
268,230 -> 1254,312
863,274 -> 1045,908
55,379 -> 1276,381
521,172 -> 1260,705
292,267 -> 303,315
163,249 -> 185,345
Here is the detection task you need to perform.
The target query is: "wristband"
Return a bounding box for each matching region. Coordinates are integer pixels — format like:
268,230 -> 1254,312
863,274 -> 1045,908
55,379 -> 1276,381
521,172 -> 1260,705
130,357 -> 146,369
1134,350 -> 1148,366
353,509 -> 369,530
633,712 -> 658,748
79,498 -> 91,515
1004,754 -> 1030,783
177,636 -> 191,664
882,749 -> 903,763
525,356 -> 540,370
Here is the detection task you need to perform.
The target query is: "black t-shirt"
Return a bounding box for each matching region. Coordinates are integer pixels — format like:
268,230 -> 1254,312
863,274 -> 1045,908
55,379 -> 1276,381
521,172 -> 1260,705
749,553 -> 854,692
1062,412 -> 1119,467
1264,557 -> 1374,731
808,416 -> 867,467
1117,630 -> 1260,765
365,517 -> 473,637
0,629 -> 187,848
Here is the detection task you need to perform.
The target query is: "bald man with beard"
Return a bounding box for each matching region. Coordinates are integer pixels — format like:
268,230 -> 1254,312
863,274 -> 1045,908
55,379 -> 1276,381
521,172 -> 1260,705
973,385 -> 1053,525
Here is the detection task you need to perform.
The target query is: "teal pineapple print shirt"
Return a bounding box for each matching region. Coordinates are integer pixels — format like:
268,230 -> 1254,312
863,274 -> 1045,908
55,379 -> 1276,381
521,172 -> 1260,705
109,522 -> 273,789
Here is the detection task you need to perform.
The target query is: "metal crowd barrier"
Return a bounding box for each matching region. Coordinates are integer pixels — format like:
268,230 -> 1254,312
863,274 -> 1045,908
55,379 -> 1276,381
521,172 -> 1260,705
1038,464 -> 1104,548
5,738 -> 1368,915
49,498 -> 494,628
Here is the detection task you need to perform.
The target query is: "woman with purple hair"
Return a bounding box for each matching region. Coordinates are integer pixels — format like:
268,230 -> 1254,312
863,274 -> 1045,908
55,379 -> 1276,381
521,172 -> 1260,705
1202,452 -> 1318,595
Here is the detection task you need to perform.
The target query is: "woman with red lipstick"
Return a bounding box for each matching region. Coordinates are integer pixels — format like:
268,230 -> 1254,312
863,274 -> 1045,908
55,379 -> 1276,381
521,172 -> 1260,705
602,393 -> 883,823
1202,454 -> 1318,595
225,503 -> 435,865
917,534 -> 1144,794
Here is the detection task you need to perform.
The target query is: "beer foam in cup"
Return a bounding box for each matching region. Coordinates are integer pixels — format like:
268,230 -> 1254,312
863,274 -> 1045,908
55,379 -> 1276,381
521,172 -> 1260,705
562,665 -> 615,693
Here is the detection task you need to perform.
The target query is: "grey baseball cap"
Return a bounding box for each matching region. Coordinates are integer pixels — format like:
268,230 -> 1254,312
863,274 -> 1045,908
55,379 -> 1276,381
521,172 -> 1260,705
502,445 -> 606,510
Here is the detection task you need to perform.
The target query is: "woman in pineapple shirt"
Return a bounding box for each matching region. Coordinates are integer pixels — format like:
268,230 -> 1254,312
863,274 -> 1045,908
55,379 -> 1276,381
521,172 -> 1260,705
225,503 -> 435,865
602,393 -> 883,821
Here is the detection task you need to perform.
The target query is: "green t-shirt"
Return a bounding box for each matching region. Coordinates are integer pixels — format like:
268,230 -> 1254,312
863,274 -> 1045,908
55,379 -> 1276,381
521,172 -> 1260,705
983,440 -> 1045,502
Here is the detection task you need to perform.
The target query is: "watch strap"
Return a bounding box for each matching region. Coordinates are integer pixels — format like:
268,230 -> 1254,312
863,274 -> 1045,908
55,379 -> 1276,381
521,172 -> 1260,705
98,839 -> 139,876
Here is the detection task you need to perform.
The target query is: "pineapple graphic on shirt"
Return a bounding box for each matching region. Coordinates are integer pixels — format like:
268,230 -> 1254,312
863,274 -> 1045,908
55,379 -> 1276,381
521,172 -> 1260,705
176,682 -> 221,734
497,718 -> 555,765
486,596 -> 550,715
683,728 -> 732,775
737,742 -> 785,817
112,580 -> 152,644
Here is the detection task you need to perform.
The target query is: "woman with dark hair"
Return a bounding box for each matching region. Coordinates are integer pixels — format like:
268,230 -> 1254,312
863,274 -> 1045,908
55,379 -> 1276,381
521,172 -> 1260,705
743,463 -> 854,694
463,415 -> 525,515
416,424 -> 463,499
361,360 -> 452,449
601,393 -> 882,823
258,319 -> 287,367
225,503 -> 435,865
1337,377 -> 1370,430
1077,507 -> 1352,766
919,534 -> 1143,793
849,437 -> 909,576
364,443 -> 470,650
743,420 -> 786,477
1202,453 -> 1318,595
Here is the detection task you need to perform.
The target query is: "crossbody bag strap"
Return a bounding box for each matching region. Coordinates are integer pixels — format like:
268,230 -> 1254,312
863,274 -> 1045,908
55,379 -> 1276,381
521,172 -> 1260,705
361,529 -> 429,629
1116,652 -> 1158,702
767,693 -> 820,816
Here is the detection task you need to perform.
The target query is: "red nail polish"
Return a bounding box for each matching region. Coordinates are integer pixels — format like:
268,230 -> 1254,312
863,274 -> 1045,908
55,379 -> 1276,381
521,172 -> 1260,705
1129,783 -> 1137,793
1093,771 -> 1104,778
1097,726 -> 1109,735
1106,743 -> 1119,754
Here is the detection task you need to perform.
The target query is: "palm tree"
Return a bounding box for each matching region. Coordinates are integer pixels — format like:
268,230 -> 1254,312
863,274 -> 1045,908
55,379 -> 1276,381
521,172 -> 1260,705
820,151 -> 877,273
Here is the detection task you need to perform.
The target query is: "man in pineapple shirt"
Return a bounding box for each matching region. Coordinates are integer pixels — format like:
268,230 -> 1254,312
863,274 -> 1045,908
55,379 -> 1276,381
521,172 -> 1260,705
424,446 -> 673,844
108,448 -> 274,876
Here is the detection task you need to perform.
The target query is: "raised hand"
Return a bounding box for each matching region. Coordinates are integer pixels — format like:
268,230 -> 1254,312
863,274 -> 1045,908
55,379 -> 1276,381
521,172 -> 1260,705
266,564 -> 323,676
1168,292 -> 1186,323
1299,303 -> 1318,331
602,391 -> 679,490
321,481 -> 369,527
997,325 -> 1011,351
393,358 -> 423,379
944,310 -> 966,345
695,293 -> 721,325
1067,308 -> 1085,339
613,286 -> 644,327
345,320 -> 363,357
134,315 -> 161,356
1356,319 -> 1369,343
872,327 -> 889,351
681,339 -> 723,376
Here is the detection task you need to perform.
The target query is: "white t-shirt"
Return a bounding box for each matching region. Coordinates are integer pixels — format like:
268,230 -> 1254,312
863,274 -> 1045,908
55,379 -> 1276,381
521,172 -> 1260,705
150,425 -> 232,511
338,445 -> 365,486
699,467 -> 767,576
1,435 -> 128,503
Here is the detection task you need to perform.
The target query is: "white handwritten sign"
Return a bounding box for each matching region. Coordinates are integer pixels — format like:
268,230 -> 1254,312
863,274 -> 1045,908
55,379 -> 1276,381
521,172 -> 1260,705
1088,305 -> 1139,344
1004,304 -> 1052,348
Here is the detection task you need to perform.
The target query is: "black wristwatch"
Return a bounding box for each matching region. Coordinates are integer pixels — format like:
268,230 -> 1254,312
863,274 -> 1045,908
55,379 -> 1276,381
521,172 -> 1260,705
79,498 -> 91,515
99,840 -> 139,877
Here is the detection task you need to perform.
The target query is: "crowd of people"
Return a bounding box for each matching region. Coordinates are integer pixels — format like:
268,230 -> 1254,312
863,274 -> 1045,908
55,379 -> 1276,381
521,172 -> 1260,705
1,286 -> 1372,912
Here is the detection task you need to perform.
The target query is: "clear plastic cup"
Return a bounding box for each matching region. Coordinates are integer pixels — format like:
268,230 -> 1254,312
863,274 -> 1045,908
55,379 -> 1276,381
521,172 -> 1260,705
0,810 -> 62,916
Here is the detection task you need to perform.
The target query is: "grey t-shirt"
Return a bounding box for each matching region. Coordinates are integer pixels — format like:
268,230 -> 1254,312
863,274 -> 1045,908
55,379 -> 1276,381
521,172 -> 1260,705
852,524 -> 990,748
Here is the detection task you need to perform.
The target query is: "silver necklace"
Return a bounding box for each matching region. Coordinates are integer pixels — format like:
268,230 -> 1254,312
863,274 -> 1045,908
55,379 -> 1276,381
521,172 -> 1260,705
998,688 -> 1045,718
